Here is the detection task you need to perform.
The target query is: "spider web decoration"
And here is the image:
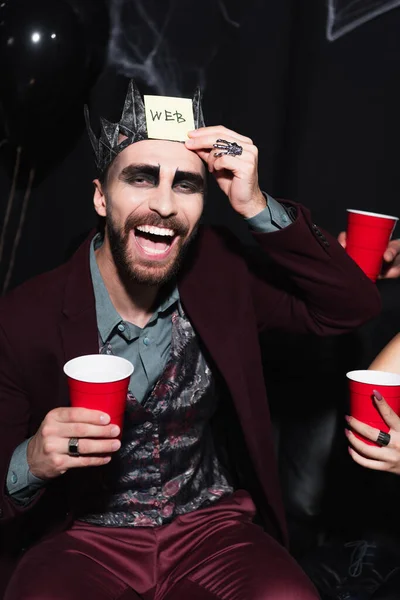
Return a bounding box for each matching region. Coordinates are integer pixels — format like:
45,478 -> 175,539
108,0 -> 181,95
108,0 -> 225,96
327,0 -> 400,41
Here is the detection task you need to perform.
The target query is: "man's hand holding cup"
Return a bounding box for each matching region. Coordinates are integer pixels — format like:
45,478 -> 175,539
339,231 -> 400,279
27,407 -> 121,480
28,354 -> 134,480
338,209 -> 400,280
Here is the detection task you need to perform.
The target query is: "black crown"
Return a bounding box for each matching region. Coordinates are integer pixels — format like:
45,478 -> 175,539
85,79 -> 205,173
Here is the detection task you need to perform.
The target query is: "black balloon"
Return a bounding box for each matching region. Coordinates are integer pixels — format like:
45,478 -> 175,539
0,0 -> 109,168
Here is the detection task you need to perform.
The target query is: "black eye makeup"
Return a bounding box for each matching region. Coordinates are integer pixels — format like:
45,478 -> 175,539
118,164 -> 204,193
172,170 -> 204,194
119,164 -> 160,186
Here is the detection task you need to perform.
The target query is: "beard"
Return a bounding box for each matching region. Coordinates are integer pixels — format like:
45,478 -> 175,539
106,207 -> 199,287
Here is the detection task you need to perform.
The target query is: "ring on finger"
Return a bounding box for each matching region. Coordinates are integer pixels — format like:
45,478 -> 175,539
376,430 -> 391,447
213,139 -> 243,158
68,437 -> 80,457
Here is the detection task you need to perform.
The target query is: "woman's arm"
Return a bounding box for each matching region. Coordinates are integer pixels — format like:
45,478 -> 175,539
369,333 -> 400,373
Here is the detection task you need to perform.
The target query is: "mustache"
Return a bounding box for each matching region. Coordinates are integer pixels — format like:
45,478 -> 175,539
123,213 -> 189,237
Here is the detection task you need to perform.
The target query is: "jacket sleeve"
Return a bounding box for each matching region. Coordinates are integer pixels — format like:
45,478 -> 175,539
0,324 -> 46,525
248,201 -> 381,334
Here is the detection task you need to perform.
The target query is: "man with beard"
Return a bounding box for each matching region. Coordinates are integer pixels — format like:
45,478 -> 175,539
0,81 -> 380,599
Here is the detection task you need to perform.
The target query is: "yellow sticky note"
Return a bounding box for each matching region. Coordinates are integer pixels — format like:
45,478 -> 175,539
144,95 -> 195,142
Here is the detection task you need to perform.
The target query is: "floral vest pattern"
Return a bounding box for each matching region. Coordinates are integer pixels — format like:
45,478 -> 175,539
81,309 -> 234,527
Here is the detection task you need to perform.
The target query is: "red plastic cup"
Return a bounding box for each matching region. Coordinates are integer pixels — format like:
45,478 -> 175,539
346,209 -> 398,281
346,370 -> 400,445
63,355 -> 134,433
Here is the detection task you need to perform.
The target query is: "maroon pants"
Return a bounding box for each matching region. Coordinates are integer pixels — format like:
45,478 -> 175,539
5,491 -> 319,600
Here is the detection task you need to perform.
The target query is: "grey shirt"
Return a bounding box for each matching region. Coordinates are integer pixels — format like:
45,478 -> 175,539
93,240 -> 182,404
6,198 -> 293,502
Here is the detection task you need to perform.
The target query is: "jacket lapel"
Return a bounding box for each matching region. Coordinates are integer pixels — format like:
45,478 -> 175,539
59,235 -> 99,367
178,229 -> 248,414
179,228 -> 288,544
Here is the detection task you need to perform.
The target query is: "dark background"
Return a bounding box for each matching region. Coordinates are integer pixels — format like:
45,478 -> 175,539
2,0 -> 400,549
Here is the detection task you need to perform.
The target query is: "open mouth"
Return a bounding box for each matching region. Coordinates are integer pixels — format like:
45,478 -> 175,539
133,224 -> 178,258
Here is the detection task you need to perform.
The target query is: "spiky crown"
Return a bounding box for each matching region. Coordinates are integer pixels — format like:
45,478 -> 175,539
84,79 -> 205,174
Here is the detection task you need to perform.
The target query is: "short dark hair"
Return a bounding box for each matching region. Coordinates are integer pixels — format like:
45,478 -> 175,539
98,166 -> 109,189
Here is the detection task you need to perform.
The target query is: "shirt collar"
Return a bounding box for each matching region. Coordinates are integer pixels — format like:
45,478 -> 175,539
90,235 -> 123,343
155,285 -> 182,317
90,234 -> 182,342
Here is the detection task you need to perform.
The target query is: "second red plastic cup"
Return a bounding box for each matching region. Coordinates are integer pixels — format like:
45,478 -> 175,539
346,369 -> 400,445
345,209 -> 398,282
63,354 -> 134,434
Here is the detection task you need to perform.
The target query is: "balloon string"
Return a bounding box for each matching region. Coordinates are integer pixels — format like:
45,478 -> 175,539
2,167 -> 36,295
0,146 -> 22,264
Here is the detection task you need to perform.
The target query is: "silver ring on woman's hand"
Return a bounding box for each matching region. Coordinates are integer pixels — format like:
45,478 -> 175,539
376,430 -> 391,447
68,437 -> 80,457
213,139 -> 243,157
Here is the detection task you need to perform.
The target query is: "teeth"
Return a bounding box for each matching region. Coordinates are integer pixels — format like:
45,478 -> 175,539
141,246 -> 169,255
136,225 -> 175,237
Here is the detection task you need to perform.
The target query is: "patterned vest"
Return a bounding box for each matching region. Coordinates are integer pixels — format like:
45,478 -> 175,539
81,309 -> 234,527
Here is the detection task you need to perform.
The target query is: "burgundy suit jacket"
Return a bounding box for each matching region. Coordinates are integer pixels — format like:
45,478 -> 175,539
0,201 -> 380,588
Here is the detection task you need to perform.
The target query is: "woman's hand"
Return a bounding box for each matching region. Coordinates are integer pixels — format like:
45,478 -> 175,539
346,390 -> 400,474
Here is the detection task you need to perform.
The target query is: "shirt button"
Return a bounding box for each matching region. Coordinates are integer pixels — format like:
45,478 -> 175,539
148,487 -> 158,495
118,323 -> 125,332
11,472 -> 17,484
143,337 -> 150,346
